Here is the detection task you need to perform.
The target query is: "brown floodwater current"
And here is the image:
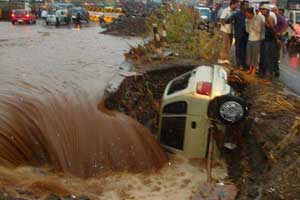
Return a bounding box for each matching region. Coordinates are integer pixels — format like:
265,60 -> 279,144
0,80 -> 167,178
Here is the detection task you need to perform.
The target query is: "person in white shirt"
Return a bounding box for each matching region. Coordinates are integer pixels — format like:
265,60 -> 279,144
55,9 -> 62,26
41,9 -> 48,24
245,7 -> 265,74
256,8 -> 266,77
218,0 -> 239,65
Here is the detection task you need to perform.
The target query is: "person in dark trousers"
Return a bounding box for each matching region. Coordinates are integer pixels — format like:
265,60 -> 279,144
273,6 -> 288,77
225,1 -> 250,70
261,4 -> 279,82
75,12 -> 81,26
218,0 -> 239,65
257,5 -> 266,77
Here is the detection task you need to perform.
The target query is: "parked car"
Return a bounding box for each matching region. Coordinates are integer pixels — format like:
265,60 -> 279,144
70,7 -> 89,23
158,65 -> 248,158
194,6 -> 211,22
46,9 -> 70,26
11,9 -> 36,25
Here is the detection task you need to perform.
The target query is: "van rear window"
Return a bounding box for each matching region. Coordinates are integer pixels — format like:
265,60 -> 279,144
167,72 -> 191,95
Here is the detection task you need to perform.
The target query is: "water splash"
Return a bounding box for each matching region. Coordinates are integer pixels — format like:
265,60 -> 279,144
0,80 -> 167,178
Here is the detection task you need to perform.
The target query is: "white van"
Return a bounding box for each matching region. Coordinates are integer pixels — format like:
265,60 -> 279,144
158,65 -> 248,158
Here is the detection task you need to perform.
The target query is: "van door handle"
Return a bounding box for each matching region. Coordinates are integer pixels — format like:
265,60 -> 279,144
191,121 -> 197,129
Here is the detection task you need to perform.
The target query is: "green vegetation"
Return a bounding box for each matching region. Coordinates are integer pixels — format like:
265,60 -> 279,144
127,4 -> 222,63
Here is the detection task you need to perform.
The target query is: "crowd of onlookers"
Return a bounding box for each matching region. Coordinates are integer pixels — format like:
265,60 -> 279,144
218,0 -> 288,82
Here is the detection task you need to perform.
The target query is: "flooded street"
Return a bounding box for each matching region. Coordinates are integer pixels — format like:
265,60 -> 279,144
280,53 -> 300,95
0,21 -> 136,96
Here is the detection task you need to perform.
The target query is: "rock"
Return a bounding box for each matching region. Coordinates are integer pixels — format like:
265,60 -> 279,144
46,194 -> 61,200
261,112 -> 267,116
61,194 -> 89,200
254,117 -> 260,123
16,187 -> 33,196
76,195 -> 90,200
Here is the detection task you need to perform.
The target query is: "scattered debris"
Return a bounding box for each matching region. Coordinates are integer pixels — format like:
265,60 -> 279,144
224,143 -> 237,150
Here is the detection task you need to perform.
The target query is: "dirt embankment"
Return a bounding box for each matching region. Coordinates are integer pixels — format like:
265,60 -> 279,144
102,16 -> 148,37
104,66 -> 300,200
236,75 -> 300,199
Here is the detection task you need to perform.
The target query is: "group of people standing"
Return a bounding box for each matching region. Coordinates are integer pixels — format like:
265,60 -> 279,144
218,0 -> 288,82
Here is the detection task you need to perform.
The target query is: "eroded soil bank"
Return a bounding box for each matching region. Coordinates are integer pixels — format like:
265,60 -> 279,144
102,16 -> 147,37
104,65 -> 300,200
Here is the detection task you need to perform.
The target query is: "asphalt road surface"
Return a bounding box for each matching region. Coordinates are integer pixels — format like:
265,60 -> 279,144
280,53 -> 300,95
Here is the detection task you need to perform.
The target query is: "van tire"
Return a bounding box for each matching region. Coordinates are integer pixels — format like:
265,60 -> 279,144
228,73 -> 246,92
208,95 -> 248,125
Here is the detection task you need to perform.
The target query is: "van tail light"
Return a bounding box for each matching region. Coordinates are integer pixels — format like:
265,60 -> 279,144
11,13 -> 15,17
26,14 -> 30,18
196,82 -> 211,96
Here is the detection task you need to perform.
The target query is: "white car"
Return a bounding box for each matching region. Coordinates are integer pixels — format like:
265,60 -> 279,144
158,65 -> 248,158
46,9 -> 69,25
194,6 -> 211,22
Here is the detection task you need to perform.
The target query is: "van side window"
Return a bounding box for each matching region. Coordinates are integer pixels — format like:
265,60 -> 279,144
162,101 -> 187,114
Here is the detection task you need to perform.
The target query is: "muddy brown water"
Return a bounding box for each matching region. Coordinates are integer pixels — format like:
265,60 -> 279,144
0,81 -> 167,178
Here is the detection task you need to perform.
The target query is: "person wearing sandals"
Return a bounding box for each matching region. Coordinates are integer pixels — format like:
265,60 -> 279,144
245,7 -> 264,75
